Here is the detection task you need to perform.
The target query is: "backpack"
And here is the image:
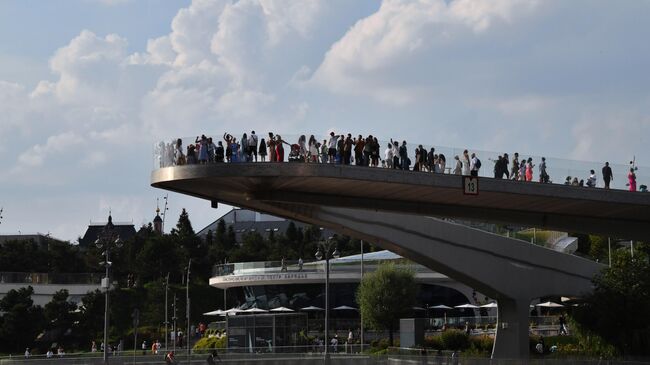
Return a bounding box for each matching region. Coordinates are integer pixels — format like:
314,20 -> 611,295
475,158 -> 481,169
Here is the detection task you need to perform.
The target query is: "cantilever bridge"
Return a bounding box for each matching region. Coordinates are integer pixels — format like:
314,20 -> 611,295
151,162 -> 649,359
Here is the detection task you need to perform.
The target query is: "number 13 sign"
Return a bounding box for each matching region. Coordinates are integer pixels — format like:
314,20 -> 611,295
463,176 -> 479,195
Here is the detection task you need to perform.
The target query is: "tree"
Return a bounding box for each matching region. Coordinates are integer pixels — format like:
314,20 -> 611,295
0,286 -> 45,352
356,263 -> 417,345
572,250 -> 650,356
44,289 -> 76,330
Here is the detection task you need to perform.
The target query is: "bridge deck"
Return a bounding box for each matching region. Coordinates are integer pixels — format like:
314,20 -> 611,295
151,163 -> 650,239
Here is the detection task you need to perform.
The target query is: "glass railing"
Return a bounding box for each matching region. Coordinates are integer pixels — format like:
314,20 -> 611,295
153,133 -> 648,191
0,272 -> 102,285
212,259 -> 432,278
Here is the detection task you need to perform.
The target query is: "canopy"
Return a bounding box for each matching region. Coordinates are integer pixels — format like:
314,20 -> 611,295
333,305 -> 358,311
224,308 -> 243,315
454,304 -> 480,309
430,304 -> 453,310
203,309 -> 225,316
244,308 -> 268,313
300,306 -> 324,311
480,302 -> 498,308
270,307 -> 294,312
412,306 -> 426,311
536,301 -> 564,308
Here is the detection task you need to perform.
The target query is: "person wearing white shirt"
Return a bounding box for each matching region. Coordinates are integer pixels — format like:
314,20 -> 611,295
384,143 -> 394,168
586,169 -> 597,187
327,132 -> 341,163
461,150 -> 471,176
248,131 -> 259,162
470,153 -> 480,177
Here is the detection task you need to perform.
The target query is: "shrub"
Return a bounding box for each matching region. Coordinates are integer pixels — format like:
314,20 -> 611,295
424,335 -> 443,350
469,335 -> 493,353
192,336 -> 227,353
440,330 -> 469,351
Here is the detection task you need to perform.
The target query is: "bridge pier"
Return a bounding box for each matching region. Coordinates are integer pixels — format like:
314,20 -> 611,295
493,297 -> 531,359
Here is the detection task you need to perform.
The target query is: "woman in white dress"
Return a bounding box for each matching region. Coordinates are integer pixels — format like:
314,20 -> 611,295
461,150 -> 471,176
453,155 -> 462,175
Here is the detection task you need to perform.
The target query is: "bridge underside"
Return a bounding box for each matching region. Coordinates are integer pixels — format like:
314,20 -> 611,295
151,164 -> 616,359
152,164 -> 650,240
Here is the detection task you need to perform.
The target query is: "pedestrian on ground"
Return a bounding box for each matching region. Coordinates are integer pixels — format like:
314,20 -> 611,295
602,162 -> 613,189
298,257 -> 303,271
142,340 -> 147,355
165,351 -> 178,365
331,334 -> 339,353
206,350 -> 220,364
24,348 -> 30,358
91,341 -> 97,352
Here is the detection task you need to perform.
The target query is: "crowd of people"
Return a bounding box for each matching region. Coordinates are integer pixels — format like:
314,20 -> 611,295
156,131 -> 644,192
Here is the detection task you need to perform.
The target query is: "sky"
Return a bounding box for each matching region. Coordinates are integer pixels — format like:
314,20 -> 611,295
1,0 -> 649,242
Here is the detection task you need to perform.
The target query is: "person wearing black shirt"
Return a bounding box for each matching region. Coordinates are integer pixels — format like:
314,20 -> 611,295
602,162 -> 613,189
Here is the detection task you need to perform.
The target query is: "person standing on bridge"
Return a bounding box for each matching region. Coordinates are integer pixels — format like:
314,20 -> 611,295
511,152 -> 520,180
327,132 -> 340,163
461,150 -> 471,175
470,153 -> 480,177
268,133 -> 276,162
539,157 -> 549,183
628,168 -> 637,191
602,162 -> 613,189
249,131 -> 258,162
525,158 -> 535,182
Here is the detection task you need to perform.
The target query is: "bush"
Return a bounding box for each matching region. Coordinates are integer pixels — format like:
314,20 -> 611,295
440,330 -> 469,351
424,335 -> 443,350
469,335 -> 493,353
192,336 -> 227,353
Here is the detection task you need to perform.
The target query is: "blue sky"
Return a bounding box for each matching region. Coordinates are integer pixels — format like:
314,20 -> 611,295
0,0 -> 649,241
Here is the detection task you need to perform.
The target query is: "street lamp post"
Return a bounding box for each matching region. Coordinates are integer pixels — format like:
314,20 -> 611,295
95,214 -> 122,365
315,236 -> 340,365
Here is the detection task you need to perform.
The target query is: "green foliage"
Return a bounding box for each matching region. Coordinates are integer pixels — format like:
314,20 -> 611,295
0,286 -> 45,353
424,335 -> 443,350
193,336 -> 227,352
469,335 -> 493,353
572,250 -> 650,356
356,263 -> 417,346
588,235 -> 608,262
43,289 -> 76,330
440,330 -> 470,351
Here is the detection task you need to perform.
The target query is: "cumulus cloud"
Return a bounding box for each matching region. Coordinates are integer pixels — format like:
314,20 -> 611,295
311,0 -> 538,104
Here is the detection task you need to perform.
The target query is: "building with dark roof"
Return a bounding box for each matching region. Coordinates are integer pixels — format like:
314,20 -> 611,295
0,233 -> 67,248
197,208 -> 337,244
78,214 -> 136,247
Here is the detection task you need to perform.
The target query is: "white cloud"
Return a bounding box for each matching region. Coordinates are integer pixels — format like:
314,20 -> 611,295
17,131 -> 82,167
311,0 -> 538,104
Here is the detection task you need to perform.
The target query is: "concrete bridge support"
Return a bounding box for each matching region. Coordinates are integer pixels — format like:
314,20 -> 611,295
235,203 -> 603,360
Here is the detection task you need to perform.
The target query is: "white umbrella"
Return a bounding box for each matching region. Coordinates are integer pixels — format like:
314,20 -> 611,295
412,306 -> 426,311
454,304 -> 480,309
333,305 -> 358,311
270,307 -> 294,312
224,308 -> 243,315
536,301 -> 564,308
244,308 -> 268,313
480,302 -> 498,308
300,306 -> 324,311
430,304 -> 453,310
203,309 -> 225,316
